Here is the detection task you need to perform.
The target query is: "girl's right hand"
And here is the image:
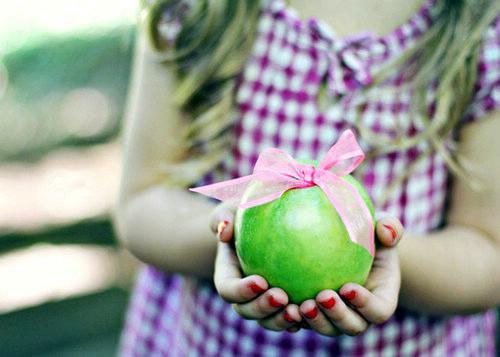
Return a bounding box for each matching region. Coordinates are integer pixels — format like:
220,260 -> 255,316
210,203 -> 303,332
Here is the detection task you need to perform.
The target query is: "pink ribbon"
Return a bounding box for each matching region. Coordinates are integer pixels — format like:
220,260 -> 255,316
190,130 -> 374,256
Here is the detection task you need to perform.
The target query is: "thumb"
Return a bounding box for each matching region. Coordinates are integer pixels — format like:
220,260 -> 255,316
374,212 -> 404,247
210,203 -> 236,243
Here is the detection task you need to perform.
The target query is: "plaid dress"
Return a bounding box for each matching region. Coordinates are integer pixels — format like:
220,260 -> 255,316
120,0 -> 500,355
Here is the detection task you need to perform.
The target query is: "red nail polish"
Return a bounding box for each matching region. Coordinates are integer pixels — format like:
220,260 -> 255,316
249,282 -> 266,294
283,311 -> 294,323
304,307 -> 318,319
320,297 -> 336,309
268,295 -> 284,308
343,290 -> 357,300
217,221 -> 228,237
383,224 -> 397,240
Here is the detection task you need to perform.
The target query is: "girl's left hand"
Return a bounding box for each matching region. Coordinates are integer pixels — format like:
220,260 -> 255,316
297,215 -> 404,336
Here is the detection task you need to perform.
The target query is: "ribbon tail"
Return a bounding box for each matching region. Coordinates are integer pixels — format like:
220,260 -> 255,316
189,175 -> 255,206
191,171 -> 304,208
190,146 -> 308,207
315,175 -> 375,256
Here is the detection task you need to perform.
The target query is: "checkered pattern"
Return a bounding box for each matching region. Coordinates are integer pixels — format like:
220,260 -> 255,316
120,0 -> 499,355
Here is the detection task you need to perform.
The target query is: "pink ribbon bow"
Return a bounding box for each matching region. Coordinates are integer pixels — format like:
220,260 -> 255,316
190,130 -> 374,256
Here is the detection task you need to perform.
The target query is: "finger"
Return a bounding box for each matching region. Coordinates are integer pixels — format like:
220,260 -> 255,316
299,300 -> 340,337
214,242 -> 268,303
315,290 -> 369,336
339,283 -> 398,325
217,220 -> 234,242
258,304 -> 301,331
210,205 -> 235,242
233,288 -> 288,319
363,244 -> 401,296
375,216 -> 404,247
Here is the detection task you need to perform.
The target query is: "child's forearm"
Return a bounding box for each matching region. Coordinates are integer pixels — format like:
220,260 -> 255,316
398,224 -> 500,315
115,185 -> 217,279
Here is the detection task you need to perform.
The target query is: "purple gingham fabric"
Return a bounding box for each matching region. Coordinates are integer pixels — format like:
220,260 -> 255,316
120,0 -> 500,355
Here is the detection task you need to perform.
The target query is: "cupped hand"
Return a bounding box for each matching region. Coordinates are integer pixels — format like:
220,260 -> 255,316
211,203 -> 404,336
299,214 -> 404,336
211,203 -> 302,332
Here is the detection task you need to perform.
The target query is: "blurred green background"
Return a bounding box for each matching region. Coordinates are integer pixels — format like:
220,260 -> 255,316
0,0 -> 138,355
0,1 -> 498,356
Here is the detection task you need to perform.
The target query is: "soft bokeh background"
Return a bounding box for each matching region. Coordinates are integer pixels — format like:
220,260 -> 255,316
0,0 -> 138,355
1,1 -> 499,356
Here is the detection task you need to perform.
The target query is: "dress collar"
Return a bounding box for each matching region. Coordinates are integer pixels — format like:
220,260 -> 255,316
262,0 -> 438,96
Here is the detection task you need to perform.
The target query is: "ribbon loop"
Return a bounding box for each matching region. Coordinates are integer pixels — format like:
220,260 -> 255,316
318,130 -> 365,176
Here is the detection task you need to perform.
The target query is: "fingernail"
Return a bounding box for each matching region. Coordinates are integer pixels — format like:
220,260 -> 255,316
248,282 -> 266,294
268,295 -> 284,308
304,307 -> 318,319
383,224 -> 397,241
343,290 -> 357,301
217,220 -> 229,237
283,311 -> 294,323
320,297 -> 336,309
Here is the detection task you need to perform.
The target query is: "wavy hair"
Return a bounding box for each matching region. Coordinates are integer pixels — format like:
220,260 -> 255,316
140,0 -> 260,185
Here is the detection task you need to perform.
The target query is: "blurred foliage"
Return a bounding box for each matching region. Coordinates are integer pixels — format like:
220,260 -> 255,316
0,217 -> 115,255
0,25 -> 135,162
0,25 -> 134,249
0,288 -> 129,356
3,27 -> 133,105
0,13 -> 134,357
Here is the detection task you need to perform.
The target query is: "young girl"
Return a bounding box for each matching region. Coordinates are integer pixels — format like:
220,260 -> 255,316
116,0 -> 500,355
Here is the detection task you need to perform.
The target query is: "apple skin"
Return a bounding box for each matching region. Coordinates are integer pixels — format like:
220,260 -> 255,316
234,166 -> 375,304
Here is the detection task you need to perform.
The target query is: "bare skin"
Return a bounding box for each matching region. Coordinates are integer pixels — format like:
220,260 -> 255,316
115,0 -> 500,337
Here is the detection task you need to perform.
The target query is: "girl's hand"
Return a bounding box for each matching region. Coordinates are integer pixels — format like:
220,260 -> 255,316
211,203 -> 303,332
300,215 -> 404,336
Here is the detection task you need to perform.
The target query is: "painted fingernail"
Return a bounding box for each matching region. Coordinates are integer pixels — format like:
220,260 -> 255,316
343,290 -> 357,300
217,220 -> 229,237
283,311 -> 294,323
248,282 -> 266,294
320,297 -> 336,309
268,295 -> 284,308
304,307 -> 318,319
383,224 -> 397,241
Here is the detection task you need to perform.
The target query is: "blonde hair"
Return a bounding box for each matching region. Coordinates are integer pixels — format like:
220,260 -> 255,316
141,0 -> 260,186
142,0 -> 498,201
355,0 -> 499,204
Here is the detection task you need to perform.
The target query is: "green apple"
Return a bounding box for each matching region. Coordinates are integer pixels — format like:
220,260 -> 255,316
234,161 -> 375,304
